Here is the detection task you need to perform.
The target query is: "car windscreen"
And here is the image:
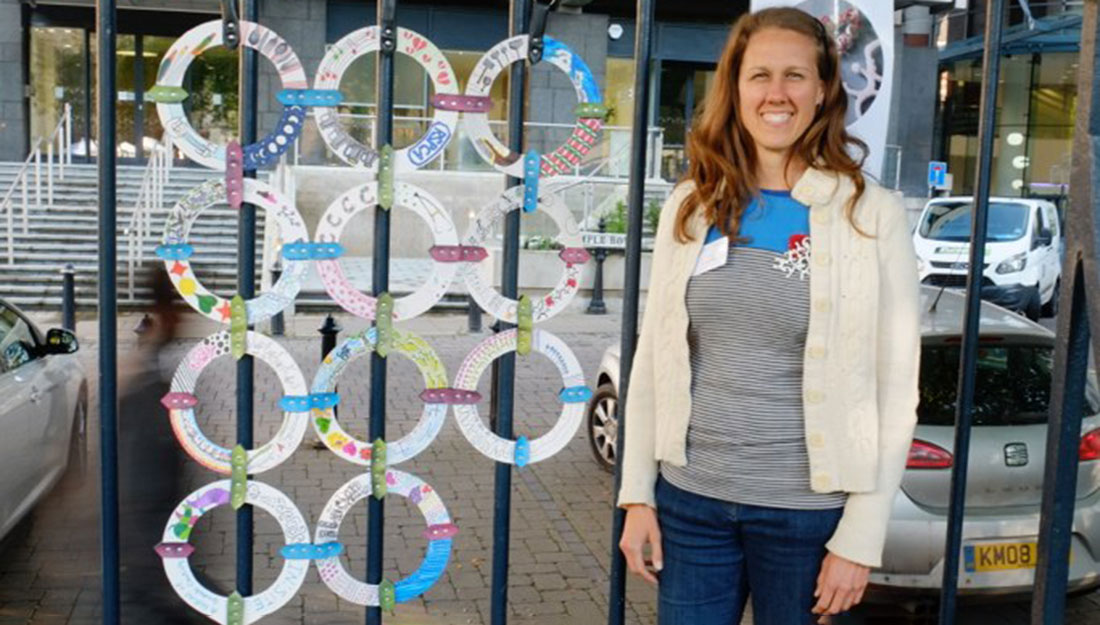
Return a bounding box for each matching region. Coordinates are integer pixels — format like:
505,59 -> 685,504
918,201 -> 1031,243
918,343 -> 1100,426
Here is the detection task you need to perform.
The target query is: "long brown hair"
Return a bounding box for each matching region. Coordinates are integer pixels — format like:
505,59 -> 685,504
674,7 -> 868,243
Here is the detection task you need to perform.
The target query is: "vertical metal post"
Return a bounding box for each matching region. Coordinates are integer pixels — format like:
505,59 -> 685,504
607,2 -> 655,623
270,266 -> 285,336
84,28 -> 93,164
236,0 -> 258,599
938,1 -> 1007,623
1032,3 -> 1100,623
133,35 -> 144,164
490,3 -> 531,624
586,218 -> 608,315
62,264 -> 76,331
95,1 -> 120,624
367,2 -> 397,624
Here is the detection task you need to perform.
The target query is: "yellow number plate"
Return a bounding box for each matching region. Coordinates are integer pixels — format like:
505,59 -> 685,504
964,542 -> 1039,572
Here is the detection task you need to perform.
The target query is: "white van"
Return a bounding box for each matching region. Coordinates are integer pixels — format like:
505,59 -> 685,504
912,197 -> 1063,320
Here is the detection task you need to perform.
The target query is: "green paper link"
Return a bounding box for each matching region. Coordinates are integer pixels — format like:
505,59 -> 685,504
517,295 -> 533,356
230,444 -> 248,510
379,579 -> 396,612
227,591 -> 245,625
574,102 -> 608,119
378,144 -> 395,211
371,438 -> 388,500
230,295 -> 247,360
146,84 -> 189,103
375,293 -> 394,358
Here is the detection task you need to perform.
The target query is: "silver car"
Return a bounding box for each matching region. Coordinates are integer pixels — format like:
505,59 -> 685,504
586,286 -> 1100,596
0,298 -> 87,541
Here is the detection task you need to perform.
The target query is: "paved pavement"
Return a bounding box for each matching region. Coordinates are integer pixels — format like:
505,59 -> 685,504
1,310 -> 1098,625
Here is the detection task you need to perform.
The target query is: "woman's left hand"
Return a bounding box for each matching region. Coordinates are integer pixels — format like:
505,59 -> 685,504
812,551 -> 870,623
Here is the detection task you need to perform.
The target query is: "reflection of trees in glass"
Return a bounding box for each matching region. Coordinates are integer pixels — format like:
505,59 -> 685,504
30,28 -> 87,142
185,49 -> 239,145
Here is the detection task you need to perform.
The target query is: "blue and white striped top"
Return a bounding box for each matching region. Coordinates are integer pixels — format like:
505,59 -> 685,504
660,190 -> 848,510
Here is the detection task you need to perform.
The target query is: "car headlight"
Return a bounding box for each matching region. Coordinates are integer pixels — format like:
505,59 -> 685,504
996,252 -> 1028,274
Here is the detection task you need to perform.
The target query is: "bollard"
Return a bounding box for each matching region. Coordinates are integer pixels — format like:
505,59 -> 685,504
468,294 -> 483,333
319,313 -> 341,416
270,266 -> 285,336
61,264 -> 76,331
587,217 -> 609,315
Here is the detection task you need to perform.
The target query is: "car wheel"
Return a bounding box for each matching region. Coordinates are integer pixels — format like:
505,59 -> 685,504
1025,289 -> 1042,321
1041,280 -> 1060,318
67,388 -> 88,477
586,383 -> 618,473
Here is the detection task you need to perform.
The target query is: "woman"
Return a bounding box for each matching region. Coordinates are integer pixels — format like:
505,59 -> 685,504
617,7 -> 920,625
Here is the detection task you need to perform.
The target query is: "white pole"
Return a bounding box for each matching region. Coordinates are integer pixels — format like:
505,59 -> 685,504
47,141 -> 54,209
34,148 -> 41,212
65,104 -> 73,167
21,174 -> 28,235
5,199 -> 12,265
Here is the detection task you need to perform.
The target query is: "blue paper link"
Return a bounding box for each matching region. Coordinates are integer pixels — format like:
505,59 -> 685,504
522,150 -> 540,214
514,436 -> 531,468
281,393 -> 340,412
155,244 -> 194,260
280,541 -> 345,560
309,392 -> 340,409
558,385 -> 593,404
277,89 -> 344,107
282,241 -> 345,261
395,538 -> 452,602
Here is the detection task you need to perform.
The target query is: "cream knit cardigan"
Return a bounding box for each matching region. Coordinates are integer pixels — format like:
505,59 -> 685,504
617,167 -> 921,568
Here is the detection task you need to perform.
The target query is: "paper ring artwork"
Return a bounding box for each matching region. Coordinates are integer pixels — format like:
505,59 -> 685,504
313,26 -> 459,171
463,35 -> 603,177
461,183 -> 585,323
315,181 -> 458,321
311,327 -> 448,466
162,178 -> 309,324
168,331 -> 309,475
452,328 -> 585,465
314,470 -> 454,605
161,480 -> 310,624
154,20 -> 308,171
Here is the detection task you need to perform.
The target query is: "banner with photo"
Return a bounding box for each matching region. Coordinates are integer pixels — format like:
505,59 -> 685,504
750,0 -> 894,181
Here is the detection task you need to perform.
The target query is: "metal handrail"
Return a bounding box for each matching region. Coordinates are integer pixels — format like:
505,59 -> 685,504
0,103 -> 72,265
125,135 -> 172,299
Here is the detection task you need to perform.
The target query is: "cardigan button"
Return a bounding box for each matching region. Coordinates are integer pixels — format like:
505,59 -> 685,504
811,472 -> 834,491
813,252 -> 830,266
805,390 -> 825,404
808,432 -> 825,448
808,345 -> 826,359
812,211 -> 830,225
814,299 -> 832,313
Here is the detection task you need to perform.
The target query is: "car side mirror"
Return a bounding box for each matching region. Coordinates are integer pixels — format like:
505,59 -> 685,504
1033,232 -> 1052,249
43,328 -> 78,355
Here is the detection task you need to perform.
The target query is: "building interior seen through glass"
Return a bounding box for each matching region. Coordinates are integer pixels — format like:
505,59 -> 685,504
939,51 -> 1077,199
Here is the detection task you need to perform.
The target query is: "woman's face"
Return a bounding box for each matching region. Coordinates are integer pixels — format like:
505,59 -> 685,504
737,27 -> 825,158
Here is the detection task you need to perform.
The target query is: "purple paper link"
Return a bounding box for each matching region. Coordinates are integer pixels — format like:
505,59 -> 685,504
419,388 -> 482,405
155,542 -> 195,558
187,487 -> 231,511
430,94 -> 492,113
422,523 -> 459,541
408,486 -> 423,505
559,247 -> 591,264
161,392 -> 198,410
226,141 -> 244,210
429,245 -> 488,263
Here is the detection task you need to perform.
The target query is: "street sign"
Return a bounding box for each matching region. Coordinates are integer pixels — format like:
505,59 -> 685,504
582,231 -> 628,249
929,161 -> 948,188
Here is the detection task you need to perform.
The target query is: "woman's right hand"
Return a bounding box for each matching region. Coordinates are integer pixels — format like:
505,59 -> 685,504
619,504 -> 663,585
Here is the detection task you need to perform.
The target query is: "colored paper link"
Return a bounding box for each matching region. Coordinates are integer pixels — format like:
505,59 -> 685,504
227,591 -> 245,625
514,435 -> 531,468
371,439 -> 388,500
145,85 -> 188,103
243,105 -> 306,170
161,392 -> 199,410
282,241 -> 345,261
429,245 -> 488,263
559,247 -> 591,264
230,295 -> 247,360
280,541 -> 344,560
230,444 -> 248,511
523,150 -> 540,214
155,244 -> 194,260
419,388 -> 482,405
516,295 -> 533,356
277,89 -> 343,107
430,93 -> 492,113
375,293 -> 395,358
379,579 -> 396,612
280,392 -> 340,412
421,523 -> 459,541
154,542 -> 195,559
378,145 -> 395,211
574,102 -> 609,120
226,141 -> 244,210
559,385 -> 593,404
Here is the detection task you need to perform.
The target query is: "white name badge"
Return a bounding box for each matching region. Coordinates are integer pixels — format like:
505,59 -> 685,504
692,236 -> 729,277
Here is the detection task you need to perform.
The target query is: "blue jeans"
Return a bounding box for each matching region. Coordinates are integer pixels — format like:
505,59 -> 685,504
656,475 -> 845,625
